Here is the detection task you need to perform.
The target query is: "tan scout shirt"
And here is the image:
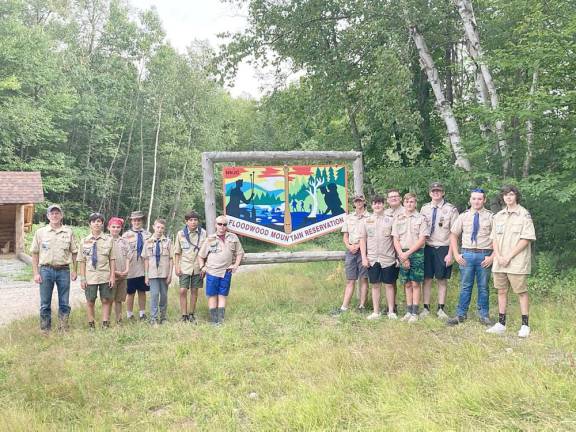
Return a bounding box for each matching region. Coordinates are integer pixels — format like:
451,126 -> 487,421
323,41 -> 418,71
341,210 -> 370,245
451,208 -> 494,250
392,210 -> 429,250
384,206 -> 404,218
173,228 -> 207,275
361,213 -> 396,267
77,233 -> 115,285
143,236 -> 172,279
198,232 -> 244,278
122,229 -> 151,279
491,205 -> 536,274
30,225 -> 78,266
420,200 -> 459,247
112,237 -> 132,279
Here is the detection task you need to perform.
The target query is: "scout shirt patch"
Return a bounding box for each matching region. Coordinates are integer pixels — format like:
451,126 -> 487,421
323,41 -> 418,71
41,240 -> 50,251
495,223 -> 505,235
208,241 -> 220,254
365,219 -> 375,237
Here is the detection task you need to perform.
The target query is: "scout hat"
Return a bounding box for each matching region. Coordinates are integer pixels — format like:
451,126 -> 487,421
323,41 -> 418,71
129,210 -> 145,220
429,182 -> 444,191
46,204 -> 62,215
353,194 -> 366,202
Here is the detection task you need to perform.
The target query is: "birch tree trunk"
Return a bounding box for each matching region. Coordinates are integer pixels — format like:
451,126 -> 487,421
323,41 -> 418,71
523,68 -> 538,178
138,116 -> 144,210
454,0 -> 509,174
410,26 -> 471,171
147,101 -> 162,230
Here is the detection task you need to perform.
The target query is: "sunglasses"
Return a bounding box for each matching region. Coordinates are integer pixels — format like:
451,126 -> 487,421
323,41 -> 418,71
216,222 -> 228,226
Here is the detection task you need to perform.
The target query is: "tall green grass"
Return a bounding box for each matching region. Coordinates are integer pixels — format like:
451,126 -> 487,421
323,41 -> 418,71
0,261 -> 575,431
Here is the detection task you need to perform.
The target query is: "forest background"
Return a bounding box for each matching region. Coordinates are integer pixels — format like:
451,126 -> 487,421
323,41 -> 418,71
1,0 -> 575,271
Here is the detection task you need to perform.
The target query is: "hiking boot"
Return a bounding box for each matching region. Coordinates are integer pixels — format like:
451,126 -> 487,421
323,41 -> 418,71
188,313 -> 196,324
518,325 -> 531,338
408,314 -> 419,323
330,307 -> 347,317
447,316 -> 466,326
419,309 -> 430,319
366,312 -> 381,320
88,321 -> 96,331
486,323 -> 506,334
356,305 -> 368,314
149,319 -> 159,327
102,321 -> 110,329
57,314 -> 70,332
180,315 -> 189,322
387,312 -> 398,320
479,316 -> 493,326
400,312 -> 412,322
436,309 -> 449,320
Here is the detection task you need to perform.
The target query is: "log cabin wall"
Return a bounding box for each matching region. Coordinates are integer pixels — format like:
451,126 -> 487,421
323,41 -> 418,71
0,204 -> 16,253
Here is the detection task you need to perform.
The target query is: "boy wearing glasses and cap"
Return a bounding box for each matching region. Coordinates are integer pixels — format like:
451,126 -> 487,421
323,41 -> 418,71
31,204 -> 78,333
419,182 -> 459,319
78,213 -> 116,329
198,215 -> 244,325
448,189 -> 494,326
122,210 -> 151,321
108,217 -> 132,324
331,194 -> 370,315
143,218 -> 173,325
174,211 -> 207,323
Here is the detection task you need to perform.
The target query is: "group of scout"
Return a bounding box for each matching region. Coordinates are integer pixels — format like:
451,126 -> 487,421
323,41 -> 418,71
336,183 -> 536,338
31,207 -> 244,332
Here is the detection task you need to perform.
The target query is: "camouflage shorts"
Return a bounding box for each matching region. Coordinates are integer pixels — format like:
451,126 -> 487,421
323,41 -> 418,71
399,249 -> 425,284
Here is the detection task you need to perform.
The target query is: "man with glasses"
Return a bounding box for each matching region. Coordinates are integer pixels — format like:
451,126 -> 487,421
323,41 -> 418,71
384,189 -> 404,313
31,204 -> 78,333
419,182 -> 459,319
198,215 -> 244,325
447,189 -> 494,326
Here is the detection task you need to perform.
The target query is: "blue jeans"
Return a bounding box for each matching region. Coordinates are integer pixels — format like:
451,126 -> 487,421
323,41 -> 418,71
149,278 -> 168,321
456,251 -> 491,318
39,266 -> 71,329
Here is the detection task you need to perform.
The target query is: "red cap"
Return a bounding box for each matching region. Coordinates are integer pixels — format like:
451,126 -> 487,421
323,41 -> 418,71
108,217 -> 124,227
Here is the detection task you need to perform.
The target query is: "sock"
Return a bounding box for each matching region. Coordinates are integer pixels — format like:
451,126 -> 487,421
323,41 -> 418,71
394,304 -> 398,313
499,313 -> 506,326
521,315 -> 529,326
413,305 -> 419,315
209,308 -> 218,323
139,310 -> 145,317
127,311 -> 133,318
424,304 -> 430,311
218,307 -> 226,323
438,304 -> 445,311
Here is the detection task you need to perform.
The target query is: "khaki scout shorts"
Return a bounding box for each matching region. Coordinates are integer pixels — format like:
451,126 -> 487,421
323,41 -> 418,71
85,283 -> 113,302
493,272 -> 528,294
112,279 -> 127,302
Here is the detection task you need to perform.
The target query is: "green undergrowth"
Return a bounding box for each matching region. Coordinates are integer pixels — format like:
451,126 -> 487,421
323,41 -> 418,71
0,262 -> 575,431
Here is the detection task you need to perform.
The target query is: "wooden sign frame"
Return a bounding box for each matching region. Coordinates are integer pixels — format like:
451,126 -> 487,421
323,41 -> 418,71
202,151 -> 364,265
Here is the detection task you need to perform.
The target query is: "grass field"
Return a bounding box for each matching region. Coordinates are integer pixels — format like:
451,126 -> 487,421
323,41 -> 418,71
0,261 -> 575,431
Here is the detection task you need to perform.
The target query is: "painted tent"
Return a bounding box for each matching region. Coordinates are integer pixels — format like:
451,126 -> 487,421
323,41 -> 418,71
222,165 -> 348,246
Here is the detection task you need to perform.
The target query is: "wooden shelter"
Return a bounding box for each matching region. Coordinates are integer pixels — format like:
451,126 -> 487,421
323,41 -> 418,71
0,172 -> 44,254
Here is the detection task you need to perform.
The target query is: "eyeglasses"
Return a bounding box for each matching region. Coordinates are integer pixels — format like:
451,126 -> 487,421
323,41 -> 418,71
387,195 -> 401,199
216,223 -> 228,226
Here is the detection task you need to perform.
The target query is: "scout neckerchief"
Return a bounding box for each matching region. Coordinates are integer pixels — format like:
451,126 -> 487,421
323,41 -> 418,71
154,237 -> 161,268
91,236 -> 98,269
132,228 -> 144,260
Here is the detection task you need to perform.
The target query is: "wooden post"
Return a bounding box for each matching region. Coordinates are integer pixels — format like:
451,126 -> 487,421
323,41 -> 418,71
202,153 -> 217,234
242,251 -> 345,265
14,204 -> 24,254
352,153 -> 364,197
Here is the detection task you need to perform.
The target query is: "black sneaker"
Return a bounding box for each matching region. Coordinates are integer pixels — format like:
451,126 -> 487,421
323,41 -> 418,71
102,321 -> 110,329
139,314 -> 147,322
188,313 -> 196,324
180,315 -> 189,322
447,316 -> 466,326
356,305 -> 368,314
330,307 -> 347,317
479,316 -> 493,326
88,321 -> 96,331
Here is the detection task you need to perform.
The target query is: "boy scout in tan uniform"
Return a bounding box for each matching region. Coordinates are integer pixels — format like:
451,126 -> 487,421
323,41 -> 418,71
448,189 -> 494,326
31,204 -> 78,332
392,193 -> 429,322
384,188 -> 404,313
122,211 -> 152,320
174,211 -> 207,323
108,217 -> 132,324
359,195 -> 399,320
331,194 -> 370,316
420,182 -> 459,319
143,219 -> 173,325
486,185 -> 536,338
78,213 -> 116,329
198,215 -> 244,324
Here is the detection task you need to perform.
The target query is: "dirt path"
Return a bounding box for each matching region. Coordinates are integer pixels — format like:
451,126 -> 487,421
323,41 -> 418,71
0,255 -> 85,327
0,256 -> 273,327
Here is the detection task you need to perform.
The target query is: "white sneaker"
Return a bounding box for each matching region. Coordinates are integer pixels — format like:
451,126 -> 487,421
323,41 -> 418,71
436,309 -> 449,320
486,323 -> 506,335
387,312 -> 398,320
400,312 -> 412,322
419,309 -> 430,319
408,314 -> 419,323
518,325 -> 531,338
366,312 -> 381,321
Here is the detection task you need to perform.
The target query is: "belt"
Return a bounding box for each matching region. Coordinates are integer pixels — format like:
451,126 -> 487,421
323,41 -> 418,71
461,248 -> 492,254
41,264 -> 70,270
